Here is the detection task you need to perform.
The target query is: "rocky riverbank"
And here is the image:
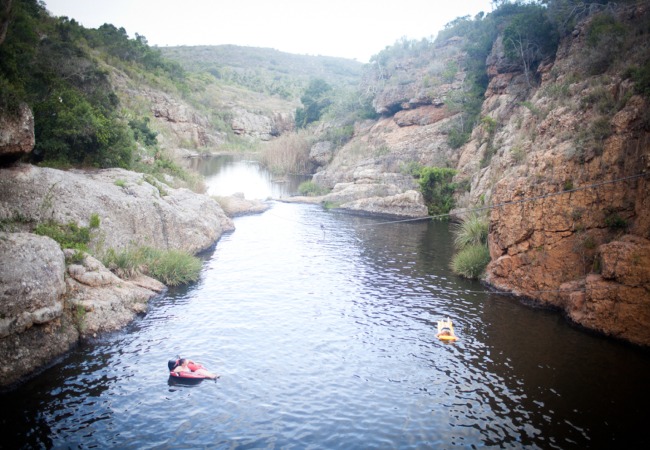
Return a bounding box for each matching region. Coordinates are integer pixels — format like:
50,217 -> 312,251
0,163 -> 242,387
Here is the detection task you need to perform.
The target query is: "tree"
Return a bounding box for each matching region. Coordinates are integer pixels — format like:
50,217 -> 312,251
295,78 -> 332,128
418,167 -> 458,216
0,0 -> 12,46
503,4 -> 558,86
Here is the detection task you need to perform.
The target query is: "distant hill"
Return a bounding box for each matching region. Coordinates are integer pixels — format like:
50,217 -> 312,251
159,45 -> 364,99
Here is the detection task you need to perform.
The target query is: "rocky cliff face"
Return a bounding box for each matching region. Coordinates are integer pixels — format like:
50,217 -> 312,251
454,4 -> 650,346
306,4 -> 649,346
305,38 -> 466,217
111,70 -> 295,154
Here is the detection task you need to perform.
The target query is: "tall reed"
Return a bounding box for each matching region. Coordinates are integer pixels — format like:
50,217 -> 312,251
260,130 -> 311,175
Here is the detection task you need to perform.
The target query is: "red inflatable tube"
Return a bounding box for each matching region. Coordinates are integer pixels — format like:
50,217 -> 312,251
168,360 -> 212,379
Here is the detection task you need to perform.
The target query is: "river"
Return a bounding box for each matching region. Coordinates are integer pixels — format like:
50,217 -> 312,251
1,156 -> 648,449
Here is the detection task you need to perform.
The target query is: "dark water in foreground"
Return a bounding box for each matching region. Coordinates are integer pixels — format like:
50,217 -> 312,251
1,157 -> 648,449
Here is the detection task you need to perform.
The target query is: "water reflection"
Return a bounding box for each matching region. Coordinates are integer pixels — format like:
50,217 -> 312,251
186,154 -> 308,199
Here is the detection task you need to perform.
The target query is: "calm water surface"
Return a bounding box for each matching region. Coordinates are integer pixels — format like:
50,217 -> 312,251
2,157 -> 648,449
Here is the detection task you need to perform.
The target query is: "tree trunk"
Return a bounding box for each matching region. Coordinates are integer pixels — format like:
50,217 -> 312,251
0,0 -> 13,46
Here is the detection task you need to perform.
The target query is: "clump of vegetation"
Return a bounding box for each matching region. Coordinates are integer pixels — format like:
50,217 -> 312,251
584,12 -> 627,75
0,0 -> 185,171
416,167 -> 458,216
626,60 -> 650,97
298,181 -> 328,196
400,161 -> 425,177
260,130 -> 311,175
103,246 -> 202,286
450,213 -> 490,279
574,116 -> 612,161
143,175 -> 168,196
295,79 -> 333,128
604,211 -> 627,230
73,303 -> 87,332
321,125 -> 354,147
502,2 -> 559,86
33,213 -> 101,252
453,213 -> 489,249
0,212 -> 31,232
451,244 -> 491,279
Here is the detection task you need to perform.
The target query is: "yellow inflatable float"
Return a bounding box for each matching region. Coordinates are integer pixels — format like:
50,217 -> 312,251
437,318 -> 458,342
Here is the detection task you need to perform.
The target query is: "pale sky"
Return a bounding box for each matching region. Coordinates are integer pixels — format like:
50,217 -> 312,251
44,0 -> 494,62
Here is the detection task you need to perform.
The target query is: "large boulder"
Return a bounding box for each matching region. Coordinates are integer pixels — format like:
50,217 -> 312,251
0,233 -> 66,339
560,236 -> 650,346
231,108 -> 295,141
0,232 -> 77,386
0,164 -> 234,254
213,192 -> 270,217
309,141 -> 333,168
339,190 -> 429,218
0,103 -> 34,165
0,232 -> 166,386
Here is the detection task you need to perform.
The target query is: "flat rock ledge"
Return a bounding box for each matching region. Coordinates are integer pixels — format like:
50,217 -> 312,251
280,189 -> 429,219
214,192 -> 270,217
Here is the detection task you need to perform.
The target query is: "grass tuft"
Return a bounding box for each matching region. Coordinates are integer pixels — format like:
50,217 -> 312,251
103,246 -> 202,286
453,214 -> 489,249
450,244 -> 491,279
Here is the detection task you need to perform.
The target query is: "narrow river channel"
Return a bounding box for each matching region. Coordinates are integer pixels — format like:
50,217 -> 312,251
2,156 -> 648,449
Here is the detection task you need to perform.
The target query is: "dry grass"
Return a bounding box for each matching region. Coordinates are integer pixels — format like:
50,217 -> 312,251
260,130 -> 311,175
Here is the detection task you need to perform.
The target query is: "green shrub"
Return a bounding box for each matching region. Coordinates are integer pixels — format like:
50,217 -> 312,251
520,101 -> 542,117
453,214 -> 489,249
145,248 -> 202,286
298,181 -> 328,196
502,4 -> 559,84
586,13 -> 626,48
322,201 -> 340,210
580,86 -> 615,114
103,246 -> 202,286
627,61 -> 650,97
295,78 -> 333,128
450,244 -> 491,279
480,115 -> 497,135
89,213 -> 101,229
143,174 -> 168,196
65,250 -> 86,265
447,127 -> 471,149
442,60 -> 458,83
34,220 -> 92,251
417,167 -> 457,216
584,13 -> 626,74
604,212 -> 627,230
322,125 -> 354,147
129,117 -> 158,146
